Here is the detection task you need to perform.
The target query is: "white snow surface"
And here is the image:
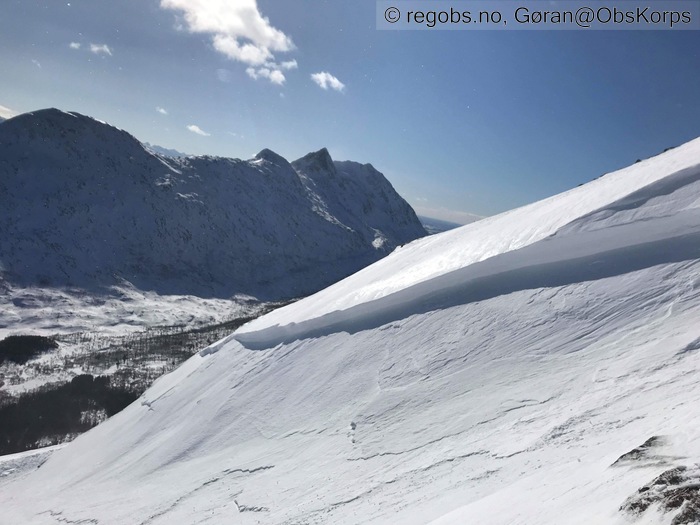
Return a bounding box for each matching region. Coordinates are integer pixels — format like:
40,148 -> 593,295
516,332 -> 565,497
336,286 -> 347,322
0,282 -> 259,339
2,138 -> 700,524
0,445 -> 65,488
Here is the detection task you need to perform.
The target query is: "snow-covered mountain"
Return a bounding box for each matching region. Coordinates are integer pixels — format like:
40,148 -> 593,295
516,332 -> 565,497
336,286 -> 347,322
142,142 -> 188,158
418,215 -> 463,234
0,109 -> 425,300
2,136 -> 700,525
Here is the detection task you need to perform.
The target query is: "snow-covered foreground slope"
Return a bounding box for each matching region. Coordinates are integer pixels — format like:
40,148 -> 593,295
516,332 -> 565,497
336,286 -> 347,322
2,138 -> 700,524
0,109 -> 425,300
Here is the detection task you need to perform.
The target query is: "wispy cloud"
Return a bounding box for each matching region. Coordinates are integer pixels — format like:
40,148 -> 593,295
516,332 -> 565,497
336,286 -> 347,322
216,68 -> 233,83
69,42 -> 81,50
245,58 -> 298,84
0,104 -> 18,119
32,59 -> 42,69
156,107 -> 168,115
160,0 -> 295,84
311,72 -> 345,92
90,43 -> 112,56
246,66 -> 285,85
187,124 -> 210,137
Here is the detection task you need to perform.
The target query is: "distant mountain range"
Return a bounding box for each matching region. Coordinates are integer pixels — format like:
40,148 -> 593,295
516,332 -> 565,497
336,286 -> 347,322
418,215 -> 463,234
142,142 -> 188,158
0,109 -> 426,299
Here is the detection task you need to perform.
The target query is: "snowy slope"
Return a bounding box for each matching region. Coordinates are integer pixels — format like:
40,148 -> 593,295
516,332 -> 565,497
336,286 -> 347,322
0,109 -> 425,300
1,137 -> 700,524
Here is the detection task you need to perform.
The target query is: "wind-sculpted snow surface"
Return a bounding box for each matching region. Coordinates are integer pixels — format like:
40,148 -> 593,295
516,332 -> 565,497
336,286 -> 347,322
0,109 -> 425,300
2,138 -> 700,524
236,138 -> 700,346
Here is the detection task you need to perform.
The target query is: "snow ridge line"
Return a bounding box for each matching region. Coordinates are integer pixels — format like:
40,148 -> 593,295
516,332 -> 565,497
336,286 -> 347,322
234,214 -> 700,350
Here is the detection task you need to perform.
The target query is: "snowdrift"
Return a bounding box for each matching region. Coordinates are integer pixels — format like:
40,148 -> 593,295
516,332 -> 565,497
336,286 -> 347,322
1,137 -> 700,524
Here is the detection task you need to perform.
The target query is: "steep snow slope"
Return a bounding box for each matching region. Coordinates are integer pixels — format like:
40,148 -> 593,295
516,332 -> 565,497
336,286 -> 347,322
0,109 -> 425,300
1,138 -> 700,525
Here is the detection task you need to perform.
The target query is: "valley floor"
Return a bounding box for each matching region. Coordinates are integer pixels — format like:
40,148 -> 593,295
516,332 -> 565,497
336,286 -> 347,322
0,284 -> 281,455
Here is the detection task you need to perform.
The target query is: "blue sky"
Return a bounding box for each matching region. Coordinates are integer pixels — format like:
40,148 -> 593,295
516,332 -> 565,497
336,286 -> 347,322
1,0 -> 699,222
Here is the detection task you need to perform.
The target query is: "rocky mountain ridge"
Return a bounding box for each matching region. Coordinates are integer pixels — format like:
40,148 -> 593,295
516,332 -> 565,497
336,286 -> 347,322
0,109 -> 426,299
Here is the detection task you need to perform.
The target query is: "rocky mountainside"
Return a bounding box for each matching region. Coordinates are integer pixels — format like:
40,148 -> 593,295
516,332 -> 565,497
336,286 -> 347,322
0,109 -> 425,299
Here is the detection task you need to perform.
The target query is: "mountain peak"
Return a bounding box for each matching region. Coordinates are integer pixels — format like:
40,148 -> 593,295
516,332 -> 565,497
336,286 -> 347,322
0,108 -> 123,138
255,148 -> 288,165
25,107 -> 84,123
292,147 -> 335,173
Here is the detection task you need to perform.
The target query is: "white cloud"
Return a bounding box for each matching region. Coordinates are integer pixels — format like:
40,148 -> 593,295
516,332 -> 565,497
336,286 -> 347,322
187,124 -> 210,136
90,44 -> 112,56
246,58 -> 297,85
246,66 -> 285,85
160,0 -> 293,64
160,0 -> 295,84
156,107 -> 168,115
0,104 -> 18,119
69,42 -> 81,50
32,59 -> 42,68
311,72 -> 345,92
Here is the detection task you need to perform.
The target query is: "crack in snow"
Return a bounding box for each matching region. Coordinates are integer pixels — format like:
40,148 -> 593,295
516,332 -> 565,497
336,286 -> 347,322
38,510 -> 99,524
234,500 -> 269,513
347,429 -> 478,461
138,465 -> 274,524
